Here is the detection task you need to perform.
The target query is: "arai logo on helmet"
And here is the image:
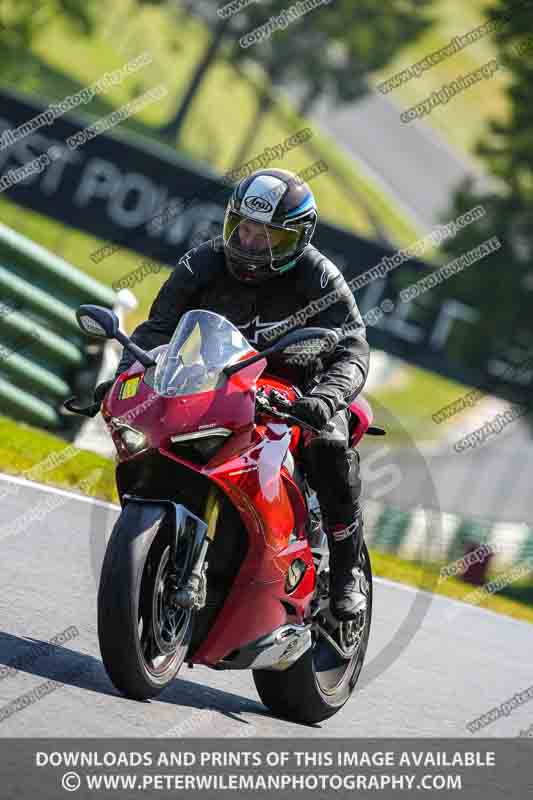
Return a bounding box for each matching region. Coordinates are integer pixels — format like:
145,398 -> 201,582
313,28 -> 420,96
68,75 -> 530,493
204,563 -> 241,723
244,196 -> 273,213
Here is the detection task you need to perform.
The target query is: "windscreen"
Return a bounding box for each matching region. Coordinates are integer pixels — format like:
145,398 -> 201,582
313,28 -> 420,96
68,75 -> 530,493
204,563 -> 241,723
151,310 -> 253,397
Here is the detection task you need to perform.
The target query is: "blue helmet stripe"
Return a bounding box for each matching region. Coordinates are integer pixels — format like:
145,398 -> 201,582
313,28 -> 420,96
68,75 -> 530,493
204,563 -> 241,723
285,193 -> 314,217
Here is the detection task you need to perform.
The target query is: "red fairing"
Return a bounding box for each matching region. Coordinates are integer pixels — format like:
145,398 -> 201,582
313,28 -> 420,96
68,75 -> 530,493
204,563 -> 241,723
350,395 -> 373,447
258,373 -> 302,452
191,421 -> 315,665
101,353 -> 322,667
102,349 -> 265,457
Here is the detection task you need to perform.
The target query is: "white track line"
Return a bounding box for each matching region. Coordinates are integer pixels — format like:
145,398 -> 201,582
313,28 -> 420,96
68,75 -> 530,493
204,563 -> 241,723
0,472 -> 119,511
0,472 -> 528,625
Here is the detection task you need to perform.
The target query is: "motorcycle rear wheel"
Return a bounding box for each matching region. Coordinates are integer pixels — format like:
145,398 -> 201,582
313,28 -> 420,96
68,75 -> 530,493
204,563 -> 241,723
253,543 -> 372,724
97,502 -> 193,700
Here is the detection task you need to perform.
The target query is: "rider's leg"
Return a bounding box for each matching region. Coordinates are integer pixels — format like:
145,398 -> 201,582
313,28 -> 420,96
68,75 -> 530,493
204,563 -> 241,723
301,409 -> 368,620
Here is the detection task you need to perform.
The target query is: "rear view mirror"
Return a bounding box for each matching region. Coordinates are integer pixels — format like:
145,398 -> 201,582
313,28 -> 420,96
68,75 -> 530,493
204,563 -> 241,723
76,305 -> 119,339
76,304 -> 156,368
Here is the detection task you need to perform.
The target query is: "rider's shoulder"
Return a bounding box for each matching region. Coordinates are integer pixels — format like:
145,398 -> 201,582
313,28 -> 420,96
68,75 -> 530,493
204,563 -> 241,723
298,245 -> 345,294
175,236 -> 225,283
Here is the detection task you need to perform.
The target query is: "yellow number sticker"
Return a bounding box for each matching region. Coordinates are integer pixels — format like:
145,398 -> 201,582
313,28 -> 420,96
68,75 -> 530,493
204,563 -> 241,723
119,376 -> 141,400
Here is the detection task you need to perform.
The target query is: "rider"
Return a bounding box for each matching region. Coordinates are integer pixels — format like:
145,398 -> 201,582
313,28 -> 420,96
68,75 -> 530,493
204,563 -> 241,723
103,168 -> 370,621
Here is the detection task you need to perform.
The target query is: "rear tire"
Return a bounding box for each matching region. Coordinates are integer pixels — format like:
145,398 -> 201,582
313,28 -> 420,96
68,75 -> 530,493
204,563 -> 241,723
253,543 -> 372,724
97,502 -> 192,700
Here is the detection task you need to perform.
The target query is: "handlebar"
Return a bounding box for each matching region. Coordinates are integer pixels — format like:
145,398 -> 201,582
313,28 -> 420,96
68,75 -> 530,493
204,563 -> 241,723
64,382 -> 320,435
256,389 -> 320,434
63,378 -> 115,418
63,396 -> 101,418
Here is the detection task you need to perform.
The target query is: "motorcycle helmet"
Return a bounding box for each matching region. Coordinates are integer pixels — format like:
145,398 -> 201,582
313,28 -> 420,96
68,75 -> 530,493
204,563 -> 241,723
222,168 -> 318,284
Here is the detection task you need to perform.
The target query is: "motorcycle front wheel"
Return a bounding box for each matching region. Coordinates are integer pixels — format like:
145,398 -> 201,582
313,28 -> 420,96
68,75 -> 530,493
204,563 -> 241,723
253,542 -> 372,724
97,502 -> 193,700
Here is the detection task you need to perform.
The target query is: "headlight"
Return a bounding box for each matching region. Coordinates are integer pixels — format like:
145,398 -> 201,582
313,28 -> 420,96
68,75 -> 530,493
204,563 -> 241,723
120,428 -> 147,453
110,420 -> 148,454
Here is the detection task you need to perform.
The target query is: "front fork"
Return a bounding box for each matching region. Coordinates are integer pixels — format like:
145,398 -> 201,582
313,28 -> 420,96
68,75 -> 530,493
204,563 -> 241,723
172,485 -> 221,610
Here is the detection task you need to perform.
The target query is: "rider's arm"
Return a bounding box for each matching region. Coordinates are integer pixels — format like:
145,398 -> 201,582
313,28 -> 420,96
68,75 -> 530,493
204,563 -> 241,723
305,262 -> 370,416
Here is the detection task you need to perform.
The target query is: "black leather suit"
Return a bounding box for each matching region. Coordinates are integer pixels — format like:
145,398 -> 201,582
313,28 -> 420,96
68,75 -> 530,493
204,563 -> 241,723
115,236 -> 370,532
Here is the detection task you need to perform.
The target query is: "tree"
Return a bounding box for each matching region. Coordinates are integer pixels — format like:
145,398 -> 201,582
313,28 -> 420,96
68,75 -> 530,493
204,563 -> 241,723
160,0 -> 434,143
438,0 -> 533,409
232,0 -> 433,111
158,8 -> 233,140
0,0 -> 97,78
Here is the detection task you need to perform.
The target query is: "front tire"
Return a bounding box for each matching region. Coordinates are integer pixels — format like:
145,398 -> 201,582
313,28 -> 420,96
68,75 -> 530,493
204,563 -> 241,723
97,502 -> 193,700
253,543 -> 372,724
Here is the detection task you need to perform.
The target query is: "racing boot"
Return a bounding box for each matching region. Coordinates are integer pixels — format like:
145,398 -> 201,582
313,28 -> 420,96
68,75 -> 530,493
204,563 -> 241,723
326,507 -> 368,621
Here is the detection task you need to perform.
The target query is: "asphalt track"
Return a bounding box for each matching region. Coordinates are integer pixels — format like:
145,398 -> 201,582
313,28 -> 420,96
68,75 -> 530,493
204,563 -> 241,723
0,474 -> 531,738
359,421 -> 533,524
308,90 -> 494,233
294,87 -> 531,521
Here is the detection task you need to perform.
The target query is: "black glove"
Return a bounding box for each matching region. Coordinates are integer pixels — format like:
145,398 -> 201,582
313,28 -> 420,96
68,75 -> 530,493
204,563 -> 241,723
290,395 -> 335,430
94,379 -> 115,406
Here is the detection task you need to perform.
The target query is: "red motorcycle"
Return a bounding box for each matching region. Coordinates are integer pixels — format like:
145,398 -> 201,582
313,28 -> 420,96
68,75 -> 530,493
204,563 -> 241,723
66,305 -> 378,724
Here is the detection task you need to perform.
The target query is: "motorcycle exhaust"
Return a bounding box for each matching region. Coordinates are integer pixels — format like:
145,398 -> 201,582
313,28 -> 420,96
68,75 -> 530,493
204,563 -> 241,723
217,623 -> 313,671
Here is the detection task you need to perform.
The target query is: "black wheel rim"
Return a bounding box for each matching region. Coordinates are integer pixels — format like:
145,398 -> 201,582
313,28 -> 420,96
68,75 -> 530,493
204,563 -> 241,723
312,550 -> 372,697
138,543 -> 191,677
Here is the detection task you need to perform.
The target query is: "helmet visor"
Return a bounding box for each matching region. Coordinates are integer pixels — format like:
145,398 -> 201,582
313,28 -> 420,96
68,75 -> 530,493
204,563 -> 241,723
223,210 -> 301,270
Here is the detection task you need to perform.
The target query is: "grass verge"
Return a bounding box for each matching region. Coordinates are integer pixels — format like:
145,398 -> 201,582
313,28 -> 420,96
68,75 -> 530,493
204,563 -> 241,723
366,363 -> 476,445
0,415 -> 118,503
371,549 -> 533,625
